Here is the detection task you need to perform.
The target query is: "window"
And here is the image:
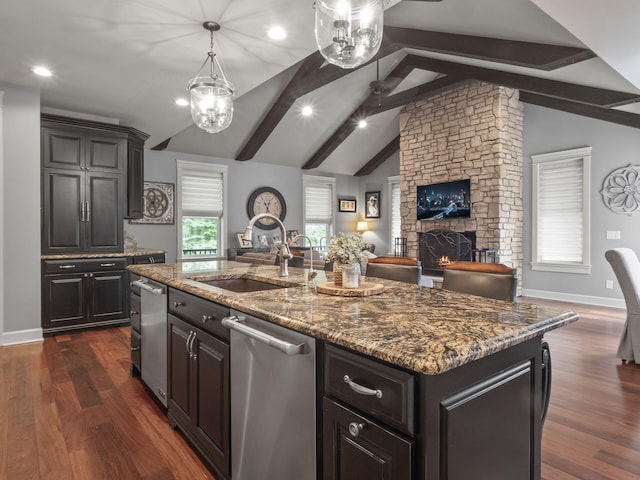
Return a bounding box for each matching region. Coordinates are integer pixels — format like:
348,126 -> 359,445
531,147 -> 591,274
388,176 -> 401,255
176,160 -> 227,260
303,174 -> 335,248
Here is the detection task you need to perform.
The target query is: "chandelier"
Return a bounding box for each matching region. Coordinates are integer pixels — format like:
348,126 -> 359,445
314,0 -> 383,69
188,21 -> 234,134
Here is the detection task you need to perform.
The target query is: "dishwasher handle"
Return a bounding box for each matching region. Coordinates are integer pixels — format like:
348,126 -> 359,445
221,315 -> 307,356
132,279 -> 165,295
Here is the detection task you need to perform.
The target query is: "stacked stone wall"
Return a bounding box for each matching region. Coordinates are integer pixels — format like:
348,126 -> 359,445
399,81 -> 523,289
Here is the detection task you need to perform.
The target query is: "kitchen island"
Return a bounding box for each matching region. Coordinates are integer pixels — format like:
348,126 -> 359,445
128,260 -> 578,480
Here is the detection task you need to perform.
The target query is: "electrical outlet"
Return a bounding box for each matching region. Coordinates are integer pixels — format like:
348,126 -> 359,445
606,230 -> 621,240
606,280 -> 614,289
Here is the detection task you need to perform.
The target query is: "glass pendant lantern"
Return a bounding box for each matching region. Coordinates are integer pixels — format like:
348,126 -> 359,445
314,0 -> 383,69
188,22 -> 234,134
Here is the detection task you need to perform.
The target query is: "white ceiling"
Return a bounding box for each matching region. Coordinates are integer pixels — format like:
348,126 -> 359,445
1,0 -> 639,175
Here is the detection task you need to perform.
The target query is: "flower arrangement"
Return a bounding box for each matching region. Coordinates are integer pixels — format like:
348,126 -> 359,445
326,232 -> 365,265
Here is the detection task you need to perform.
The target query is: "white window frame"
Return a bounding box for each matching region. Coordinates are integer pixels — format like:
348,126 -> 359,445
302,174 -> 336,247
176,160 -> 228,261
388,175 -> 401,255
531,147 -> 591,274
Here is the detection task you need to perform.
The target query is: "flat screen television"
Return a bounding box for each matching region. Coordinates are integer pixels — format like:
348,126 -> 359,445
417,179 -> 471,220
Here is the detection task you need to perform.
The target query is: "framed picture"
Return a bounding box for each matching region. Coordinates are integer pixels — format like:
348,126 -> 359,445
272,235 -> 281,246
236,233 -> 253,249
338,198 -> 357,212
287,230 -> 300,247
365,191 -> 381,218
257,234 -> 269,248
129,181 -> 175,224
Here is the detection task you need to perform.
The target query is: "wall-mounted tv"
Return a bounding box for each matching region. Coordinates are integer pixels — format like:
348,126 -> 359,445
417,179 -> 471,220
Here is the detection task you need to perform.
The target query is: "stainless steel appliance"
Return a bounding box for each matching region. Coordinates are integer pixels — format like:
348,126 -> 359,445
132,277 -> 167,407
222,310 -> 316,480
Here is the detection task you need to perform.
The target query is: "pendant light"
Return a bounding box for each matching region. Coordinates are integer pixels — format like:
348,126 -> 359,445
314,0 -> 383,69
188,21 -> 234,134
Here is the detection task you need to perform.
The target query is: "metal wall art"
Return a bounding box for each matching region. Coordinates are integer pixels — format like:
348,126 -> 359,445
601,165 -> 640,215
129,181 -> 175,224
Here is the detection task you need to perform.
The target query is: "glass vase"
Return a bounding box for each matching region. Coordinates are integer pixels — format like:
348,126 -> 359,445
342,263 -> 361,289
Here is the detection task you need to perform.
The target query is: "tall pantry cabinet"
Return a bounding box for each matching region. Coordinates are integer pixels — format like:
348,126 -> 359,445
41,114 -> 149,254
40,114 -> 149,334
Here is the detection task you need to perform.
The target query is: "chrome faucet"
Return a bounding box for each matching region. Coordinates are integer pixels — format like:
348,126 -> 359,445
293,234 -> 318,287
243,213 -> 293,277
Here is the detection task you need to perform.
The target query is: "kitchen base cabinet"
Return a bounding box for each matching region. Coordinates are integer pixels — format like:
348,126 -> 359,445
167,292 -> 230,480
323,398 -> 413,480
42,258 -> 128,334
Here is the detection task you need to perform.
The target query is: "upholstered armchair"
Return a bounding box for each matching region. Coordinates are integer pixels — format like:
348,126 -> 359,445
605,248 -> 640,363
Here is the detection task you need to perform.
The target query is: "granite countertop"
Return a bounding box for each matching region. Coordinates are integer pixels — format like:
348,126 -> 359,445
128,260 -> 578,376
42,248 -> 166,260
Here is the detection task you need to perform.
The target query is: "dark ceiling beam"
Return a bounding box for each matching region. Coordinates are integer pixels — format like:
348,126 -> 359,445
384,26 -> 595,71
151,138 -> 171,151
235,52 -> 326,161
303,75 -> 467,170
406,55 -> 640,107
354,135 -> 400,176
235,45 -> 398,161
520,92 -> 640,130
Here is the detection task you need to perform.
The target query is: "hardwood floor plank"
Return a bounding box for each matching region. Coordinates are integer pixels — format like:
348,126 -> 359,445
90,422 -> 142,479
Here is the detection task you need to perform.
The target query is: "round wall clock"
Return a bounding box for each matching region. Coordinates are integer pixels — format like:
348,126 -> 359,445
246,187 -> 287,230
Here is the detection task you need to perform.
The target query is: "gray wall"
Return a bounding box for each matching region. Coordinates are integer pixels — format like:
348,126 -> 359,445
0,83 -> 42,342
523,103 -> 640,306
126,150 -> 367,263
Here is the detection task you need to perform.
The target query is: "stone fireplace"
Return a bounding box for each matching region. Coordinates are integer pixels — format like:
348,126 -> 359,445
399,81 -> 524,291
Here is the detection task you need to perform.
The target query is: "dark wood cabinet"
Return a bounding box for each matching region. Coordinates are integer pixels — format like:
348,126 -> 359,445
126,140 -> 144,219
42,258 -> 128,334
323,398 -> 413,480
41,114 -> 148,254
167,289 -> 230,479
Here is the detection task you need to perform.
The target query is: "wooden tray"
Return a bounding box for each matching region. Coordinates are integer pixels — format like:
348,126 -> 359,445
316,282 -> 384,297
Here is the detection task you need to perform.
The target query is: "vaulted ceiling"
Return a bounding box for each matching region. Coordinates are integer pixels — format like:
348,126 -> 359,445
2,0 -> 640,176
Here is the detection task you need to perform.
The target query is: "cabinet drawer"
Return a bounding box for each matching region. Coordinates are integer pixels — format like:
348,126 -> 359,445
44,258 -> 127,274
130,292 -> 141,332
325,344 -> 416,436
131,329 -> 141,371
168,288 -> 229,341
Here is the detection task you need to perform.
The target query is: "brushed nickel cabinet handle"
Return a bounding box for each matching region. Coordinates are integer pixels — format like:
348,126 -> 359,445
343,375 -> 383,398
59,264 -> 76,269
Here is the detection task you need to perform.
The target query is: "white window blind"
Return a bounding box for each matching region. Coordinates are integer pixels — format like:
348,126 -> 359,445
390,179 -> 401,242
531,147 -> 591,274
304,181 -> 333,223
181,172 -> 223,217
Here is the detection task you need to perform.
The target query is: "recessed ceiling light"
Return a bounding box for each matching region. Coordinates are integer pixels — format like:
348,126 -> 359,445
268,26 -> 286,40
358,120 -> 367,129
31,66 -> 52,77
302,105 -> 313,116
175,98 -> 189,107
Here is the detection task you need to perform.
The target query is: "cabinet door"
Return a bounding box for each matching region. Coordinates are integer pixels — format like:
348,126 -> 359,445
85,135 -> 125,172
192,329 -> 230,476
42,273 -> 87,329
85,172 -> 123,252
42,127 -> 83,170
168,314 -> 194,428
126,140 -> 144,219
42,169 -> 84,253
323,398 -> 413,480
89,271 -> 127,322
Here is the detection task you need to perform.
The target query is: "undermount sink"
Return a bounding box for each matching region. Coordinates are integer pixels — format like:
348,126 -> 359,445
197,277 -> 291,293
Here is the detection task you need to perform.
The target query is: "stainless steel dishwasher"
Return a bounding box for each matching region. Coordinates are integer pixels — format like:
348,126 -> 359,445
222,310 -> 316,480
132,277 -> 168,407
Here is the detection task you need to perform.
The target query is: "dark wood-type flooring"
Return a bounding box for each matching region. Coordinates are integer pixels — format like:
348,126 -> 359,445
0,298 -> 639,479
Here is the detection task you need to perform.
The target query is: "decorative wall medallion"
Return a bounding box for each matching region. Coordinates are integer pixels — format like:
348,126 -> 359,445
601,165 -> 640,215
129,181 -> 175,224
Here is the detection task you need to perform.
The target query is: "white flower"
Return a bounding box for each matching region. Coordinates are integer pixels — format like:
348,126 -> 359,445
326,232 -> 365,265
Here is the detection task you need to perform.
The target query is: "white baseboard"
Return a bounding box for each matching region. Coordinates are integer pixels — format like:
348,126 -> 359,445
1,328 -> 44,346
522,289 -> 625,309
